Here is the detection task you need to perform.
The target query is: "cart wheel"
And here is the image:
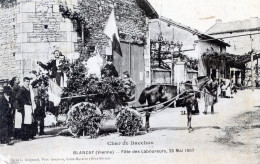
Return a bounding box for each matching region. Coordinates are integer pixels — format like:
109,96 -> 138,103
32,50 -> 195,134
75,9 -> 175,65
67,102 -> 102,137
115,107 -> 143,136
68,124 -> 80,137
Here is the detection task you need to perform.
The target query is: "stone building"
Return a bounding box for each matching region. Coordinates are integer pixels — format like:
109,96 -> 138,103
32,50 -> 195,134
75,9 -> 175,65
0,0 -> 158,97
206,17 -> 260,85
0,0 -> 78,80
149,17 -> 229,85
206,18 -> 260,55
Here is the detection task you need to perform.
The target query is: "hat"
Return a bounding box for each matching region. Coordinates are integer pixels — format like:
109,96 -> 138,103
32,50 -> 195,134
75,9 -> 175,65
3,86 -> 12,94
24,77 -> 32,81
123,71 -> 130,77
106,55 -> 113,61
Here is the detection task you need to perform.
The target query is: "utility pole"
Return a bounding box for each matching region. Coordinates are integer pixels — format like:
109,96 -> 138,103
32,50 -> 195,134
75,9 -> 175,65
250,35 -> 254,91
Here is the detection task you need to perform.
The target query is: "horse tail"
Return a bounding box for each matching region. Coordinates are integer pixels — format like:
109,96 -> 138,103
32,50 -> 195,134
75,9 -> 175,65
138,89 -> 147,104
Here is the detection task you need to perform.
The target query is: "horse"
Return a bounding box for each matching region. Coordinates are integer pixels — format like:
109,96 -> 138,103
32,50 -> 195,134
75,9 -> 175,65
138,76 -> 210,132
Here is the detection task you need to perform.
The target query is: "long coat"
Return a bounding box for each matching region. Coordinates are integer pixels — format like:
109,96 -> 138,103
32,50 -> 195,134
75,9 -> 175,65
0,95 -> 13,142
39,59 -> 62,86
39,60 -> 58,78
15,86 -> 32,122
31,79 -> 47,120
16,86 -> 37,139
10,84 -> 20,111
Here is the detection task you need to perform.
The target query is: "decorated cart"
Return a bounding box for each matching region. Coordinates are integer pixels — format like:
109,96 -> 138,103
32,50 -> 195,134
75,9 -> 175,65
53,57 -> 146,138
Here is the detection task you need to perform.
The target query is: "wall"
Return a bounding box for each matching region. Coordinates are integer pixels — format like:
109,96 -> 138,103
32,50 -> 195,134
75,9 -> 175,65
0,4 -> 18,79
0,0 -> 151,84
208,29 -> 260,82
210,32 -> 260,55
77,0 -> 150,87
198,40 -> 226,77
79,0 -> 147,58
16,0 -> 79,79
0,0 -> 79,80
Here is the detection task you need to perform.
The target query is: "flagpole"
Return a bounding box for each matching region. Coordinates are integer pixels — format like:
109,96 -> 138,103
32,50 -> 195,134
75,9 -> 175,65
110,39 -> 113,58
103,8 -> 121,59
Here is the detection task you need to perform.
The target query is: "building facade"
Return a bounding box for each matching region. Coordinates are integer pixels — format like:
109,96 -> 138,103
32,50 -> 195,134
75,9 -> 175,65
206,17 -> 260,85
206,18 -> 260,55
0,0 -> 158,98
0,0 -> 78,80
149,17 -> 229,85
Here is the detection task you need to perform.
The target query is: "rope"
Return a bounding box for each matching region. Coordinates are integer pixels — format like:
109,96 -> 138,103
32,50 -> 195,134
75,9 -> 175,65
133,89 -> 216,114
135,89 -> 194,113
60,89 -> 215,115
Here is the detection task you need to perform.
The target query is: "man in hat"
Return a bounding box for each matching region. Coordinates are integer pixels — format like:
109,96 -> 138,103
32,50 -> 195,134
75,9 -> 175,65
0,86 -> 14,145
101,56 -> 118,77
16,77 -> 35,140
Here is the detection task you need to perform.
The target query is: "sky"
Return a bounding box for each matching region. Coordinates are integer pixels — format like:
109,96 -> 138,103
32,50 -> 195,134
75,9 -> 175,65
148,0 -> 260,32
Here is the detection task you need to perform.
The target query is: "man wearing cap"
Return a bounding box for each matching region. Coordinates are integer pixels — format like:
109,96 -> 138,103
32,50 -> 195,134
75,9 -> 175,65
16,77 -> 35,140
0,86 -> 14,145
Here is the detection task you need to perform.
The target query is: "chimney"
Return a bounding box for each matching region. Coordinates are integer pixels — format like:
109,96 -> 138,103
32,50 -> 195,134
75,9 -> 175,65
250,17 -> 258,29
216,19 -> 222,24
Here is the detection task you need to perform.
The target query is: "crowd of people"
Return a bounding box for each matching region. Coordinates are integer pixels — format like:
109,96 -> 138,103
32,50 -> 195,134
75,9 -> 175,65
0,50 -> 137,145
0,75 -> 50,145
0,50 -> 67,145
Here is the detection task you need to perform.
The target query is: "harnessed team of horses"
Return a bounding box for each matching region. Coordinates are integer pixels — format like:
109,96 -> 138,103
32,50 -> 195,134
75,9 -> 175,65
136,76 -> 212,133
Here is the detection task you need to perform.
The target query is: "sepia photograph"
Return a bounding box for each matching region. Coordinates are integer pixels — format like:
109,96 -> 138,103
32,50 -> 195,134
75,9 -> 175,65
0,0 -> 259,163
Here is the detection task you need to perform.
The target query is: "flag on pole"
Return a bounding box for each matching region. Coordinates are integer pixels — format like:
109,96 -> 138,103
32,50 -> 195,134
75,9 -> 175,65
104,9 -> 122,56
48,79 -> 62,106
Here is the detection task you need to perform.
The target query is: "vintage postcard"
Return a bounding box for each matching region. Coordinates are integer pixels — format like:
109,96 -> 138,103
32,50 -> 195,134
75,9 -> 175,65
0,0 -> 259,164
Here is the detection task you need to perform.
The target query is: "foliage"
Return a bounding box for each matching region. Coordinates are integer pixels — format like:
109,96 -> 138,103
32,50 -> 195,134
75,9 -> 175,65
116,108 -> 143,136
63,59 -> 88,96
67,102 -> 101,138
63,59 -> 126,109
0,0 -> 16,8
59,4 -> 87,25
87,77 -> 126,109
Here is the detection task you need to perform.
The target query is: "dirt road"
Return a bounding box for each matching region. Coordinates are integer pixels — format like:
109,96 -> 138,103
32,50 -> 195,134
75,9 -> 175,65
0,89 -> 260,164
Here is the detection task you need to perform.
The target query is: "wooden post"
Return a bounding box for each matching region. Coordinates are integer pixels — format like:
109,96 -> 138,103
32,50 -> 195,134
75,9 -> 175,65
158,41 -> 161,67
251,51 -> 254,91
81,24 -> 84,46
172,53 -> 174,84
250,34 -> 254,91
257,57 -> 258,75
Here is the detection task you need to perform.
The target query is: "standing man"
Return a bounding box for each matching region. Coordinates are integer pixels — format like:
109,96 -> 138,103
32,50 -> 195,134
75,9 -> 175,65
16,77 -> 35,140
9,77 -> 21,139
31,78 -> 47,135
38,50 -> 63,86
212,77 -> 219,104
0,86 -> 14,145
203,77 -> 218,115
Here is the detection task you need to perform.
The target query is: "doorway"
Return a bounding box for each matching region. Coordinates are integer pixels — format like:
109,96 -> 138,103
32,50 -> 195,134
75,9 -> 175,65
113,42 -> 145,104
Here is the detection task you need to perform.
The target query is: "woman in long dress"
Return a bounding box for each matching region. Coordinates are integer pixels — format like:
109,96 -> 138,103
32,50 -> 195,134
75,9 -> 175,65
203,79 -> 215,115
225,79 -> 232,98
